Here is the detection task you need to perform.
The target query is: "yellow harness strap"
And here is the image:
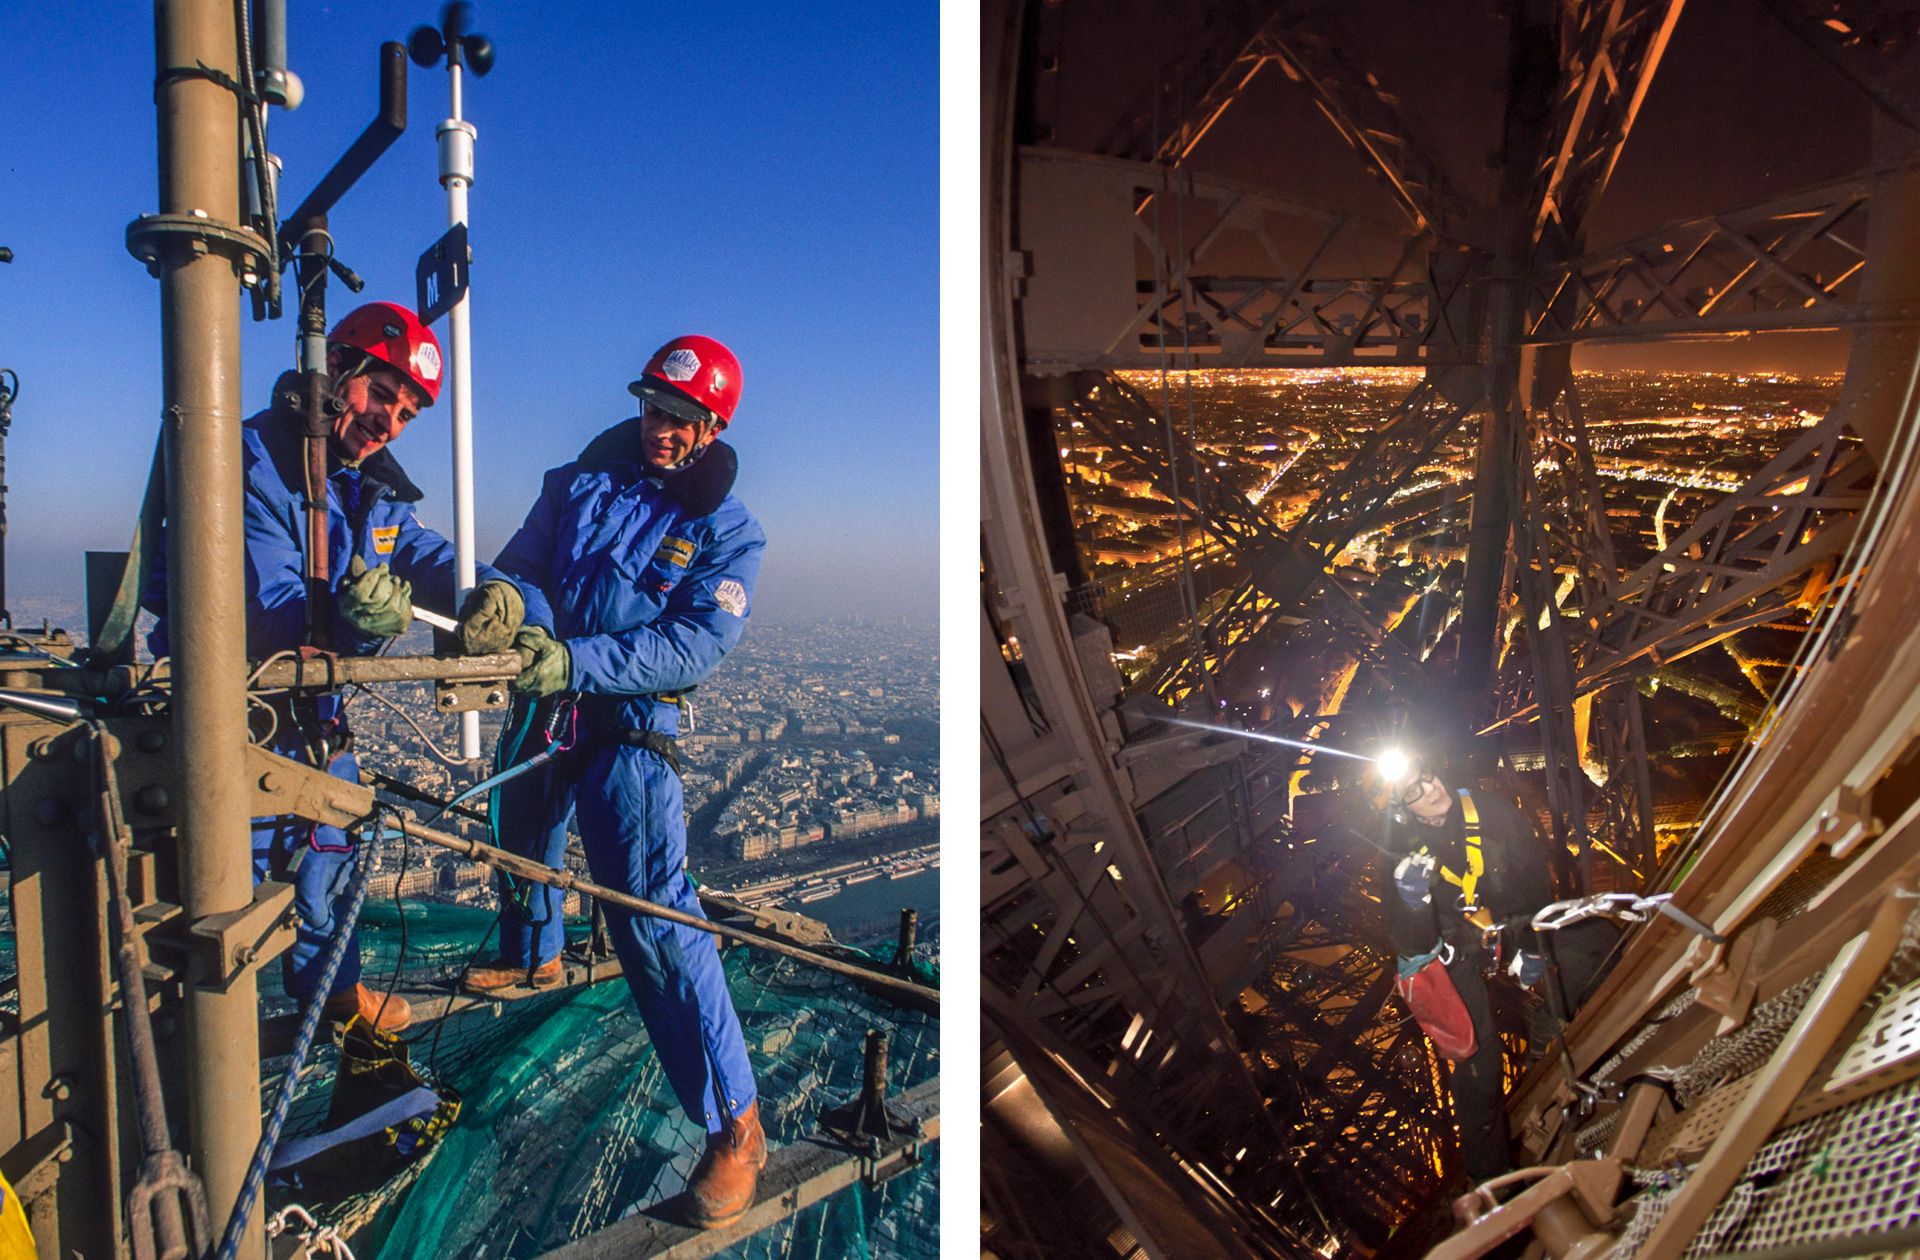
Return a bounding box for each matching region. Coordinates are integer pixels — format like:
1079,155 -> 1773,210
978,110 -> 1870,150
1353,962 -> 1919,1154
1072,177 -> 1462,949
1437,789 -> 1486,916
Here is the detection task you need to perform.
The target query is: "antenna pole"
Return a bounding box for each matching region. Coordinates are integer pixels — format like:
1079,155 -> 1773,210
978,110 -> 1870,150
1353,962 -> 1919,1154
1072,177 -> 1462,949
434,4 -> 484,761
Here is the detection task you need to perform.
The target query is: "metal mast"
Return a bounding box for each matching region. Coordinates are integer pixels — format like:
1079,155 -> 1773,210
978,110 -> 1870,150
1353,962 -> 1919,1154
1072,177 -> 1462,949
148,0 -> 262,1249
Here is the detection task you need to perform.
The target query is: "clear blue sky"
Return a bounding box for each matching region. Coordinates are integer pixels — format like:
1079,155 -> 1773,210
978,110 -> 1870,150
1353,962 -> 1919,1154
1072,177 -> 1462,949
0,1 -> 937,626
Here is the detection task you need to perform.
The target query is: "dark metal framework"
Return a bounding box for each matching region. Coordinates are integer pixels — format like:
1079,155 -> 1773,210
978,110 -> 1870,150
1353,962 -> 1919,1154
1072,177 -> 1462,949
986,0 -> 1920,1254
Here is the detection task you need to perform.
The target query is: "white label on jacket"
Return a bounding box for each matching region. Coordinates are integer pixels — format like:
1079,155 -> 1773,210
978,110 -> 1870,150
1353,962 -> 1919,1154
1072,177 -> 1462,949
713,579 -> 747,616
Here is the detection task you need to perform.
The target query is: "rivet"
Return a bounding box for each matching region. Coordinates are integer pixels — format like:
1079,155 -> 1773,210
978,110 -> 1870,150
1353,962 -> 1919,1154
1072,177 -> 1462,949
135,785 -> 170,815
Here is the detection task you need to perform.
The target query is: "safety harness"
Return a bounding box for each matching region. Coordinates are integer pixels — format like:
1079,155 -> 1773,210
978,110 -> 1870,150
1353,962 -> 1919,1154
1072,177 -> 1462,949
1435,788 -> 1487,917
1392,788 -> 1494,1061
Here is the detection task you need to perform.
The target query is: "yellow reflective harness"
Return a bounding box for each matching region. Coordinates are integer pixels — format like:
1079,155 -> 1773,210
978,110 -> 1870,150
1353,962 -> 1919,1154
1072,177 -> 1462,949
1435,789 -> 1486,920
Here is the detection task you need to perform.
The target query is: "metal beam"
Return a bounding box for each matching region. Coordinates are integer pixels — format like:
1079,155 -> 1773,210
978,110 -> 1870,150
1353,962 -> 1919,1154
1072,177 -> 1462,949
1015,149 -> 1433,374
1530,0 -> 1689,251
1144,378 -> 1481,700
534,1080 -> 938,1260
1525,171 -> 1898,343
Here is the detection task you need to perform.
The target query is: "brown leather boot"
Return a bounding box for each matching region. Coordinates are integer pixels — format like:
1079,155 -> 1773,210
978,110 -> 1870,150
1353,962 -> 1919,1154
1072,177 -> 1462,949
321,982 -> 412,1033
462,956 -> 562,994
685,1101 -> 768,1229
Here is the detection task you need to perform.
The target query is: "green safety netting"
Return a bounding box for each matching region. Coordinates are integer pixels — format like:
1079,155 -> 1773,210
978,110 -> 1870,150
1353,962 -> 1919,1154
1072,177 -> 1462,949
266,898 -> 938,1259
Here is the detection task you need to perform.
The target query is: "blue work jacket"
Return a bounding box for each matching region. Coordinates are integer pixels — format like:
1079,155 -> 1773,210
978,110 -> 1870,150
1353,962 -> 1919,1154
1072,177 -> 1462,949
147,373 -> 516,658
493,421 -> 765,736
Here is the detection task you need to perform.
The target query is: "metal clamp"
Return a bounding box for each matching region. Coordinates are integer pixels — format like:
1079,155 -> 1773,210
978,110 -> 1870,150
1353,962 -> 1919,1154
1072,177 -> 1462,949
434,678 -> 512,713
125,213 -> 272,283
182,881 -> 297,993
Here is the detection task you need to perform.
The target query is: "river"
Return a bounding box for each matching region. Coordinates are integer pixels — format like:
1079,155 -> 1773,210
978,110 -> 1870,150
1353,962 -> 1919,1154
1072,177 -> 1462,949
779,866 -> 940,942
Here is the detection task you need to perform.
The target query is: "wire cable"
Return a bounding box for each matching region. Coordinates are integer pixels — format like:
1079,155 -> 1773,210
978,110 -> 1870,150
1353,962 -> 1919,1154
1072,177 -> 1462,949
348,681 -> 468,766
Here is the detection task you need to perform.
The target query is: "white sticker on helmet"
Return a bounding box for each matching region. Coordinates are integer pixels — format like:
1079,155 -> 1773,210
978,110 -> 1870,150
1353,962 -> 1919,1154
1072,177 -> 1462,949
662,348 -> 701,382
412,342 -> 442,382
713,578 -> 747,617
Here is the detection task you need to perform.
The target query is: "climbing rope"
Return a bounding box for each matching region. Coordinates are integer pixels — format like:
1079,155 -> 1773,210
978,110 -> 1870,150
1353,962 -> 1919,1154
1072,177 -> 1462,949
214,812 -> 374,1260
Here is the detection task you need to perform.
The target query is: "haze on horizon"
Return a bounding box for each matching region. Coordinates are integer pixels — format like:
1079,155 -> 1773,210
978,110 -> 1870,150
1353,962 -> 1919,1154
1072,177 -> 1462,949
0,2 -> 936,637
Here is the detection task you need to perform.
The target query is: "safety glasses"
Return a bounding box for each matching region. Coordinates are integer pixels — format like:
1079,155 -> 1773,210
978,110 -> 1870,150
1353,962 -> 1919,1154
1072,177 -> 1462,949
1391,769 -> 1441,807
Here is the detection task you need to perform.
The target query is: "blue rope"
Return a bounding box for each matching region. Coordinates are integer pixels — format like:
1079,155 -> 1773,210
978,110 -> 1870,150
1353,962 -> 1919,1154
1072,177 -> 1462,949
436,742 -> 555,823
213,813 -> 375,1260
214,707 -> 563,1253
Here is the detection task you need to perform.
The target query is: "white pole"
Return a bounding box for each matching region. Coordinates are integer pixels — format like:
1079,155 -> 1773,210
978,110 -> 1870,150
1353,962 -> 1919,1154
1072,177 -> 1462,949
438,61 -> 481,761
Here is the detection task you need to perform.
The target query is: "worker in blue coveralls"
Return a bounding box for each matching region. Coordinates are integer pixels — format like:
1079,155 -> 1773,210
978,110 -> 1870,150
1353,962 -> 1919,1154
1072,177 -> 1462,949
147,301 -> 533,1034
454,334 -> 768,1229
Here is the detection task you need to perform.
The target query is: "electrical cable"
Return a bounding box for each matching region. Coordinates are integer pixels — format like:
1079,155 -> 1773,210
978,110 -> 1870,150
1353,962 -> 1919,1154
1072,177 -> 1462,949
371,808 -> 412,1036
347,681 -> 468,766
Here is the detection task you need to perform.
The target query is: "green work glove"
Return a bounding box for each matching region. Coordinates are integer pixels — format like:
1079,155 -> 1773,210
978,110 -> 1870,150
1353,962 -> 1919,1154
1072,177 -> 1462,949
456,579 -> 526,655
512,625 -> 571,697
338,554 -> 412,638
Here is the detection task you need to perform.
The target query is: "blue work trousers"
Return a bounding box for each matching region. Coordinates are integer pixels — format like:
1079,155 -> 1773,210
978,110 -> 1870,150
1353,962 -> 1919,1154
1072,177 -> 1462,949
254,746 -> 364,1003
494,740 -> 756,1133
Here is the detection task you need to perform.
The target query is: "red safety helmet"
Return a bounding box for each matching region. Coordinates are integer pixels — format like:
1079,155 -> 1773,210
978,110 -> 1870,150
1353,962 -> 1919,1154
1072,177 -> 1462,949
328,301 -> 444,407
628,335 -> 742,429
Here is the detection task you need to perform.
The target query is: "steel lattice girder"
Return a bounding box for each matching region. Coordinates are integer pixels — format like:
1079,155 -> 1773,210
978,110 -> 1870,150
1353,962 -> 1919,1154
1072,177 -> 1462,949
981,800 -> 1285,1166
1140,378 -> 1482,699
1251,17 -> 1475,236
1016,148 -> 1446,372
1099,1 -> 1472,235
1525,171 -> 1897,342
1068,372 -> 1292,554
1530,0 -> 1690,252
1095,0 -> 1294,164
1584,411 -> 1865,690
1235,868 -> 1459,1224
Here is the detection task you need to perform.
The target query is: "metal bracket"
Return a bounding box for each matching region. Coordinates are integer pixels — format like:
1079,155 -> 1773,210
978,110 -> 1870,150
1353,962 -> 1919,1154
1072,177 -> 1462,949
1430,1159 -> 1622,1260
250,743 -> 376,831
1815,782 -> 1881,859
433,678 -> 512,713
125,212 -> 271,281
860,1135 -> 926,1187
182,881 -> 296,993
1689,917 -> 1776,1033
0,1119 -> 74,1197
105,716 -> 178,829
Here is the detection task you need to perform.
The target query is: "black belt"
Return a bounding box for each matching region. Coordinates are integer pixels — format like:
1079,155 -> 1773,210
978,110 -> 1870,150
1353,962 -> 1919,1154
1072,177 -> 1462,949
610,727 -> 681,775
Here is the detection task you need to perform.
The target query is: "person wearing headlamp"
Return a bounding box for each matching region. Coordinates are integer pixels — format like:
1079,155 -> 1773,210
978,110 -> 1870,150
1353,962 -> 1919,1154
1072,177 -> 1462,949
1370,748 -> 1617,1183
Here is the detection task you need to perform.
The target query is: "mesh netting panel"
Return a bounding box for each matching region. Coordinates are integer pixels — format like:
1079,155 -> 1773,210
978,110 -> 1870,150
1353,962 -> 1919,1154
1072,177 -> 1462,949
1602,903 -> 1920,1257
1591,988 -> 1700,1089
1672,975 -> 1821,1108
1574,1109 -> 1620,1157
1747,850 -> 1854,925
260,900 -> 937,1257
1608,1077 -> 1920,1257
